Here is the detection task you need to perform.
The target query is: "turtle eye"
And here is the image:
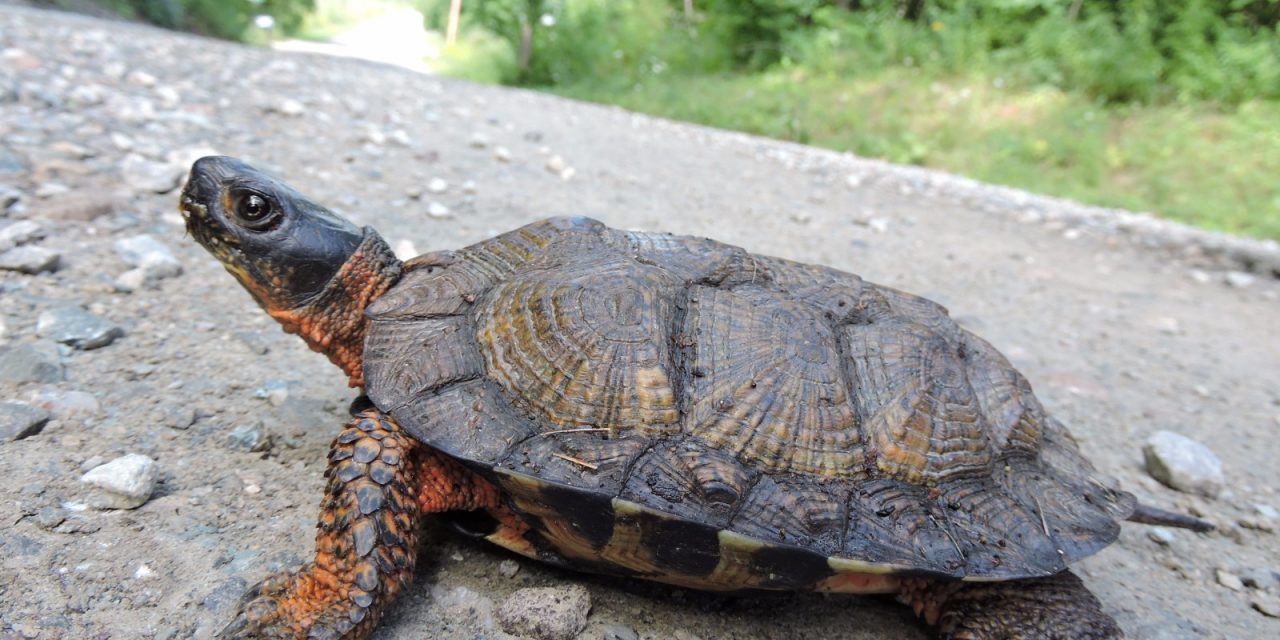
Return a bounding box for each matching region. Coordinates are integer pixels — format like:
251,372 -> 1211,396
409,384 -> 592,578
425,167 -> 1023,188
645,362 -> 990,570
230,188 -> 278,229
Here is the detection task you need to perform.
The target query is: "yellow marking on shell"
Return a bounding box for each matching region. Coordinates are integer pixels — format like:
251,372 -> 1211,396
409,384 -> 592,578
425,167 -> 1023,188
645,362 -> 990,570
717,528 -> 767,553
827,555 -> 909,575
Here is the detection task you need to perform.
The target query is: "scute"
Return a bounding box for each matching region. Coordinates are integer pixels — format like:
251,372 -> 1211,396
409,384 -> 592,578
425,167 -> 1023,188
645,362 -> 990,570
364,217 -> 1135,582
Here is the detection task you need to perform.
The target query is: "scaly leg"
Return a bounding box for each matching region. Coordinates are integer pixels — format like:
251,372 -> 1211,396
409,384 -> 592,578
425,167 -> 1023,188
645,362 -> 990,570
219,407 -> 501,640
900,571 -> 1123,640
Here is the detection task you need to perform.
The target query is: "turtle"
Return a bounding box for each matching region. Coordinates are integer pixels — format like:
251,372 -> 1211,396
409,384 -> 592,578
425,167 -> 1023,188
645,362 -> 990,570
179,156 -> 1211,640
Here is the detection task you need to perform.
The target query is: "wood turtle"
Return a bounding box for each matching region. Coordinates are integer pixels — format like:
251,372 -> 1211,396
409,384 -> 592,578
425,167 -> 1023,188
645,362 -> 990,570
178,156 -> 1210,639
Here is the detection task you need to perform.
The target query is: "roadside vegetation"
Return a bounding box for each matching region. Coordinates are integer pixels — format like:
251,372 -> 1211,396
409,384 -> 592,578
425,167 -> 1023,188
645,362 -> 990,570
42,0 -> 1280,238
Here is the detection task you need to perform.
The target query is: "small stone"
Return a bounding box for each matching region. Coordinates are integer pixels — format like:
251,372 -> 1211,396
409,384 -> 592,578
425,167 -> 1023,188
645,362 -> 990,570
1255,504 -> 1279,520
135,564 -> 155,579
1224,271 -> 1256,288
426,178 -> 448,194
1188,269 -> 1211,284
35,506 -> 65,530
427,202 -> 450,218
600,625 -> 639,640
232,331 -> 270,355
364,127 -> 387,145
868,217 -> 890,233
494,146 -> 512,162
1252,595 -> 1280,618
673,632 -> 703,640
545,155 -> 566,173
0,245 -> 60,274
498,559 -> 520,578
34,192 -> 116,221
1217,569 -> 1245,591
389,129 -> 411,146
113,268 -> 149,292
161,405 -> 196,430
114,234 -> 183,279
127,70 -> 157,87
469,132 -> 489,148
0,220 -> 44,251
0,401 -> 51,442
37,306 -> 124,350
1240,568 -> 1280,592
80,453 -> 159,509
461,180 -> 477,194
121,155 -> 184,194
1147,527 -> 1175,545
1154,317 -> 1180,335
273,98 -> 306,116
1239,518 -> 1276,533
0,342 -> 64,383
27,386 -> 99,418
393,239 -> 418,260
1143,431 -> 1225,498
0,184 -> 21,210
35,182 -> 70,198
253,380 -> 289,407
227,423 -> 271,452
498,585 -> 591,640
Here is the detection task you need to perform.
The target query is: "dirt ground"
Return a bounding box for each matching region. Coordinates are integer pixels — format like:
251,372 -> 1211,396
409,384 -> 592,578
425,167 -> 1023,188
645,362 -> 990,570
1,3 -> 1278,639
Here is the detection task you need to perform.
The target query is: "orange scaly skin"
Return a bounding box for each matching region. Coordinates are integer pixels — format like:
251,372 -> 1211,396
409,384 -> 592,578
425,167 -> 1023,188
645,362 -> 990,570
219,410 -> 504,640
268,233 -> 401,388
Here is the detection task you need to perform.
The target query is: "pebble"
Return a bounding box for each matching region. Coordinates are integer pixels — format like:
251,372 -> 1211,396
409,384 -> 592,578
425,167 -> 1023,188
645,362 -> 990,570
546,155 -> 566,173
600,625 -> 639,640
1147,527 -> 1175,545
0,245 -> 61,274
121,154 -> 184,194
1252,595 -> 1280,618
427,202 -> 451,218
273,98 -> 306,116
35,181 -> 70,198
0,401 -> 51,442
1217,568 -> 1245,591
253,380 -> 289,407
35,192 -> 117,221
498,559 -> 520,578
393,239 -> 418,260
469,132 -> 490,148
80,453 -> 159,509
497,585 -> 591,640
462,180 -> 477,194
0,342 -> 65,383
1240,568 -> 1280,593
0,184 -> 20,211
427,177 -> 448,193
37,306 -> 124,350
27,386 -> 100,418
1142,431 -> 1224,498
0,220 -> 44,252
1255,504 -> 1279,520
227,423 -> 271,452
494,146 -> 512,162
161,405 -> 196,430
35,505 -> 65,530
1224,271 -> 1256,288
113,234 -> 183,281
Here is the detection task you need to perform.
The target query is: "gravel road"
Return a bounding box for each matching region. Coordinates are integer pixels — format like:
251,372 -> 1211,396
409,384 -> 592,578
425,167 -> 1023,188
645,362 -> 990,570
1,3 -> 1278,639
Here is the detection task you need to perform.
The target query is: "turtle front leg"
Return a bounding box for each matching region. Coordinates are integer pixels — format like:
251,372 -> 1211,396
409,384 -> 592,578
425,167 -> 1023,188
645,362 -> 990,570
219,406 -> 501,640
899,571 -> 1123,639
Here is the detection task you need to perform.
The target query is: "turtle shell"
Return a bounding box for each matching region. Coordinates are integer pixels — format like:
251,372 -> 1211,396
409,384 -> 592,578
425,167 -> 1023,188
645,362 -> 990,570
363,216 -> 1135,589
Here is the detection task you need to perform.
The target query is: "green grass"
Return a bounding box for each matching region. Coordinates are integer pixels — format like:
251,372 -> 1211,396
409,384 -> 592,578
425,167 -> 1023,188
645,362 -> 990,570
552,70 -> 1280,239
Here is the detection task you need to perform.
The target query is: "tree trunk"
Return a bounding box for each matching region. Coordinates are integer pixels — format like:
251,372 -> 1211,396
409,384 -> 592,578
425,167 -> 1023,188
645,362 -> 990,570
445,0 -> 462,46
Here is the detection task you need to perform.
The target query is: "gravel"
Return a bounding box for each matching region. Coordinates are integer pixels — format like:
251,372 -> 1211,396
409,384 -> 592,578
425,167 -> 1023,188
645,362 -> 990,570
0,401 -> 50,442
0,4 -> 1276,639
0,244 -> 60,273
36,306 -> 124,350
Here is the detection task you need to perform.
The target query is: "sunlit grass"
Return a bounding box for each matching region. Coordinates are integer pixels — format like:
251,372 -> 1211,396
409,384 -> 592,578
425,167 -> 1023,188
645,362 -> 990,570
552,71 -> 1280,239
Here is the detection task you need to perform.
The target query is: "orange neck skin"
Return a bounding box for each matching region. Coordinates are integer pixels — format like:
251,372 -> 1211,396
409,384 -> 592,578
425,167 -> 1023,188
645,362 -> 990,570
268,230 -> 402,387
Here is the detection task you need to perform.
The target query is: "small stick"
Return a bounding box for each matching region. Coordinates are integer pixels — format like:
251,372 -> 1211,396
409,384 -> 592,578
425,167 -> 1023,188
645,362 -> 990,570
552,453 -> 599,470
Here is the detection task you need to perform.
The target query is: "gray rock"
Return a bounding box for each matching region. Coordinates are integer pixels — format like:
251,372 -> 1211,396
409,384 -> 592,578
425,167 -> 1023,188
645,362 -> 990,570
0,401 -> 50,442
114,234 -> 182,279
35,505 -> 65,530
498,559 -> 521,578
601,624 -> 639,640
0,220 -> 44,251
203,577 -> 248,612
0,245 -> 60,273
37,306 -> 124,350
80,453 -> 159,509
121,155 -> 184,194
227,423 -> 271,452
1147,527 -> 1175,546
1224,271 -> 1256,288
161,405 -> 196,430
1217,568 -> 1245,591
26,386 -> 99,419
498,585 -> 591,640
253,380 -> 289,407
1143,431 -> 1225,498
1255,504 -> 1279,520
34,182 -> 69,198
1240,568 -> 1280,593
1253,595 -> 1280,618
0,184 -> 20,211
0,342 -> 64,383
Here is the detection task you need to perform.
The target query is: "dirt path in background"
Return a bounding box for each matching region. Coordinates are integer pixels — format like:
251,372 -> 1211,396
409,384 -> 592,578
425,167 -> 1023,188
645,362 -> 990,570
1,4 -> 1278,639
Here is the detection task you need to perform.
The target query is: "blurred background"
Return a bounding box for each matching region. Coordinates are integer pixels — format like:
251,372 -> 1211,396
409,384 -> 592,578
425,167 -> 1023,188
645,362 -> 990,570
31,0 -> 1280,239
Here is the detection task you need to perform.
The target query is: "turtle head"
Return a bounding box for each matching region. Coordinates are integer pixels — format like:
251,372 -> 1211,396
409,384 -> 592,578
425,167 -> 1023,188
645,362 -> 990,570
179,155 -> 367,311
180,156 -> 401,386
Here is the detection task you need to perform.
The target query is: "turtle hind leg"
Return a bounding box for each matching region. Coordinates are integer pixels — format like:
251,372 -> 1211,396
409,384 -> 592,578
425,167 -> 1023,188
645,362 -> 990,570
900,571 -> 1123,640
219,407 -> 501,640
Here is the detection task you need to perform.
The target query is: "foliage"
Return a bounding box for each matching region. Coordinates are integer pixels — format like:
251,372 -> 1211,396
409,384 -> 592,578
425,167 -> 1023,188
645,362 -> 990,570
42,0 -> 316,40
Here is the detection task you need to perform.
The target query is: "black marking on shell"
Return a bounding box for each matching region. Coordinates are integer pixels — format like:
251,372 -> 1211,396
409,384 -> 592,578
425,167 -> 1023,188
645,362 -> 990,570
638,513 -> 722,578
749,546 -> 834,589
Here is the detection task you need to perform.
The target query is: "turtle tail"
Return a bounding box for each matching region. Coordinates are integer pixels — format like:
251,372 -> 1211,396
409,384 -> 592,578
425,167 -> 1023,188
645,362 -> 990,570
1127,502 -> 1214,532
